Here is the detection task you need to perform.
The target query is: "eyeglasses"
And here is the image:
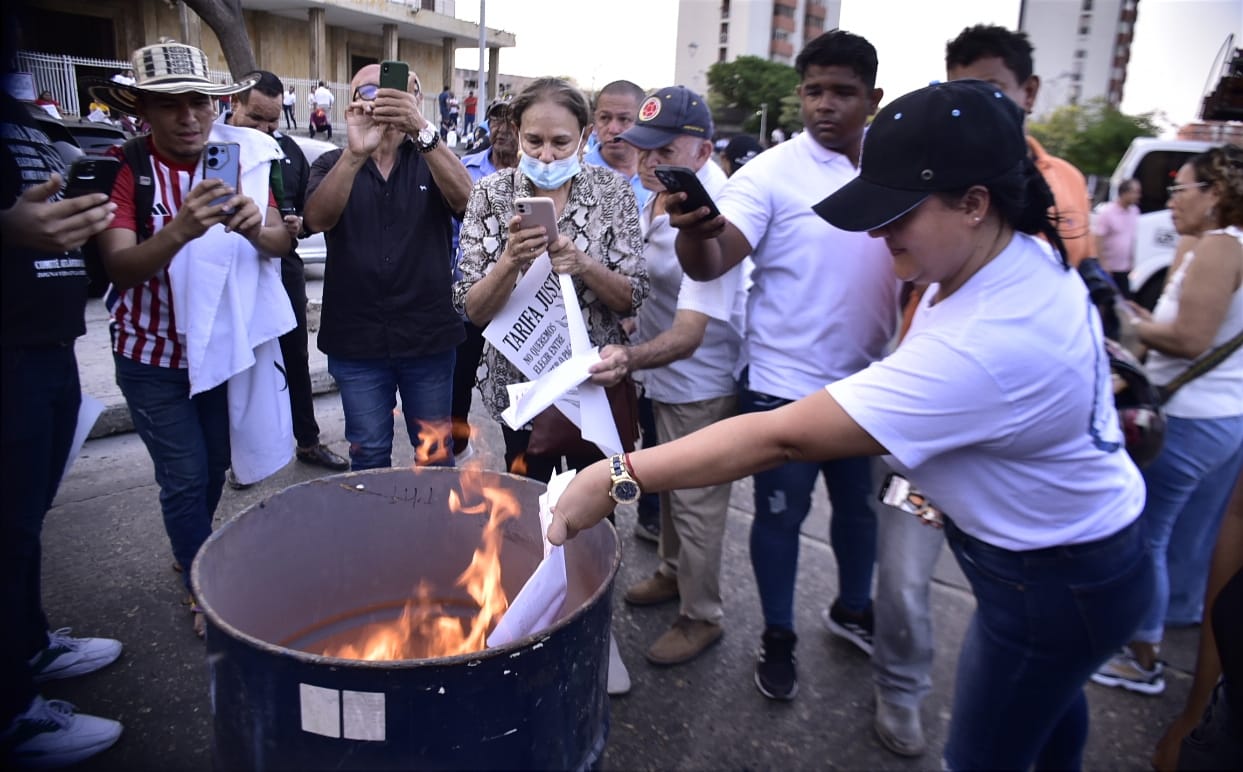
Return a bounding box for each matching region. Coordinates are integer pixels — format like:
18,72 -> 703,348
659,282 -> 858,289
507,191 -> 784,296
354,83 -> 379,101
1166,182 -> 1208,197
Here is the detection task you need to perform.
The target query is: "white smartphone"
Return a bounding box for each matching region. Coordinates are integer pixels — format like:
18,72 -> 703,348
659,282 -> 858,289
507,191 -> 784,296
879,473 -> 944,527
513,196 -> 558,240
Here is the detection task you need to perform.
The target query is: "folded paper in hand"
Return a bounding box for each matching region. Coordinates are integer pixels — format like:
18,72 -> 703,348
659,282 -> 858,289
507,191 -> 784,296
484,255 -> 623,455
486,470 -> 575,647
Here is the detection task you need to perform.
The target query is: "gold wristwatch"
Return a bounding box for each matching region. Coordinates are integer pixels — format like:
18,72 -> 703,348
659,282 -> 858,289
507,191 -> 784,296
608,453 -> 641,505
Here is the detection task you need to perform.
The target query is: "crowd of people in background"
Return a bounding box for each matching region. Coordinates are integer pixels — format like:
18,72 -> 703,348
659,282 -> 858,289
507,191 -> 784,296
4,14 -> 1242,772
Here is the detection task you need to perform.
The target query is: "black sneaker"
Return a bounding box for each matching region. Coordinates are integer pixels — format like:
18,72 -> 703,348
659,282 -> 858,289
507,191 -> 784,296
754,627 -> 798,701
823,600 -> 874,657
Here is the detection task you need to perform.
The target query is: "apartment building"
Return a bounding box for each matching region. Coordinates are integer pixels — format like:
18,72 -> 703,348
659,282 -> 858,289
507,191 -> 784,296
1020,0 -> 1139,118
674,0 -> 842,96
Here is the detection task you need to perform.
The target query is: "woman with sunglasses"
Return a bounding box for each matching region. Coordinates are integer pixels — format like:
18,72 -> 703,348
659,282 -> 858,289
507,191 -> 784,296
1093,145 -> 1243,696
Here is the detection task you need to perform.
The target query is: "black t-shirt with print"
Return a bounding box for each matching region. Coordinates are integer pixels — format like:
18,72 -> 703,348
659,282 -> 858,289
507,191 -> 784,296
1,94 -> 88,345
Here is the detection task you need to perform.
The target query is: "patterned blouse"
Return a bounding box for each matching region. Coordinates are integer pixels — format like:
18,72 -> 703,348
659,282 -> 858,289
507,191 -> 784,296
452,165 -> 648,423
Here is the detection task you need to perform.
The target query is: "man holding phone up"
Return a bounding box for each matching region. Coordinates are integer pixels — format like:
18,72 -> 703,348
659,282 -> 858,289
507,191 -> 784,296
224,70 -> 349,475
589,86 -> 745,667
304,63 -> 472,471
88,42 -> 292,637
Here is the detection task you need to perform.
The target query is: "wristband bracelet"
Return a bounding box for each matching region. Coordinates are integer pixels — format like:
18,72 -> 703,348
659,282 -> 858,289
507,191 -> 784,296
622,452 -> 644,489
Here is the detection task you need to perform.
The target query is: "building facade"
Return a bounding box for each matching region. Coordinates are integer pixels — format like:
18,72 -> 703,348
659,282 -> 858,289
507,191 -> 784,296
674,0 -> 842,97
14,0 -> 514,125
1020,0 -> 1139,118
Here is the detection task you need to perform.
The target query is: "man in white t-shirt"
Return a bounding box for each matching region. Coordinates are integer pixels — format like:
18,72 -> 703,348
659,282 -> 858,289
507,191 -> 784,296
592,86 -> 744,666
312,80 -> 334,110
671,30 -> 899,701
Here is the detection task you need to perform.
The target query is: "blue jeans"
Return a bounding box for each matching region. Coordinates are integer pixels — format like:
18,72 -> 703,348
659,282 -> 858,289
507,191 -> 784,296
1135,414 -> 1243,640
114,354 -> 229,594
1,344 -> 80,724
328,351 -> 455,471
943,517 -> 1152,771
739,380 -> 876,630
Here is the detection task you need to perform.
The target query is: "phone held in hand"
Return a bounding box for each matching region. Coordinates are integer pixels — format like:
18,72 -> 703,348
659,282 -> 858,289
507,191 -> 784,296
513,196 -> 558,242
380,60 -> 409,92
653,164 -> 721,220
879,472 -> 945,528
63,156 -> 121,199
202,141 -> 240,213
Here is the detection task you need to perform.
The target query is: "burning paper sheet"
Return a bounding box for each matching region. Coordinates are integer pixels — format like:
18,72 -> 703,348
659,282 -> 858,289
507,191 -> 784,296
487,470 -> 575,647
484,257 -> 623,455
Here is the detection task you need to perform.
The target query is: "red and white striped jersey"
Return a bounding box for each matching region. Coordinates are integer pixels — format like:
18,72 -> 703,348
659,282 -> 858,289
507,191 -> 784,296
106,138 -> 195,368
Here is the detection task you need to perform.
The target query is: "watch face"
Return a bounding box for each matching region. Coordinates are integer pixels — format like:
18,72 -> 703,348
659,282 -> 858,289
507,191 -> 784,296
612,480 -> 640,503
418,127 -> 436,144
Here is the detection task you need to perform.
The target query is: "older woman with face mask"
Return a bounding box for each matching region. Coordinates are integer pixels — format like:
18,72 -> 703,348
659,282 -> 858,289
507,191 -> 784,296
451,77 -> 648,483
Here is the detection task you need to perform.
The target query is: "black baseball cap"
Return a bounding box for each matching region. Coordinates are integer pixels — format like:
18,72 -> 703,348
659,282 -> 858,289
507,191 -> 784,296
617,86 -> 714,149
724,135 -> 763,168
813,79 -> 1027,232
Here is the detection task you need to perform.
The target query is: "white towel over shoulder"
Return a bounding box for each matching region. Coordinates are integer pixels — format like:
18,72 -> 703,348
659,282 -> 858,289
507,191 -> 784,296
167,122 -> 297,485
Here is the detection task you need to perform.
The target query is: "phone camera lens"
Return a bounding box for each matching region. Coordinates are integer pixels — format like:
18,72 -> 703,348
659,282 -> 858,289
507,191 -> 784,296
208,147 -> 219,156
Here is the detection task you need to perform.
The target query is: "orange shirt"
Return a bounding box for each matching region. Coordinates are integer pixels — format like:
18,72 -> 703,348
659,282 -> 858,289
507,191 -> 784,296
897,136 -> 1098,338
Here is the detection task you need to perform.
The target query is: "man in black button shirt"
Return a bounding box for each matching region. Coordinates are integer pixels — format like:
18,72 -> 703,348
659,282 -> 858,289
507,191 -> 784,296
304,63 -> 472,470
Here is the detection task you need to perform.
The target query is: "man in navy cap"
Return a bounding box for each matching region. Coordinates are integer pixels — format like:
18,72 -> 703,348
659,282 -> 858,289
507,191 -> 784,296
590,86 -> 744,666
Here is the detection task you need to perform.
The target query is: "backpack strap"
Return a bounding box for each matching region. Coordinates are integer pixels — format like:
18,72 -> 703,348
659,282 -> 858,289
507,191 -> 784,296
121,136 -> 155,242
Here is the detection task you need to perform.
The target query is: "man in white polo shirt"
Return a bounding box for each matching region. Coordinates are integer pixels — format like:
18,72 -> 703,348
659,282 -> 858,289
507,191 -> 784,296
591,86 -> 744,666
670,30 -> 899,701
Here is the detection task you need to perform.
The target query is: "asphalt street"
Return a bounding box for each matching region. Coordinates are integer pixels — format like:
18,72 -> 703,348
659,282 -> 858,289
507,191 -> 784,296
38,276 -> 1201,770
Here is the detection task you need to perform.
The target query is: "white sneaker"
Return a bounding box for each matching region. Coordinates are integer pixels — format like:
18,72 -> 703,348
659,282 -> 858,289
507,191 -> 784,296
29,629 -> 122,683
607,633 -> 631,696
1,696 -> 122,768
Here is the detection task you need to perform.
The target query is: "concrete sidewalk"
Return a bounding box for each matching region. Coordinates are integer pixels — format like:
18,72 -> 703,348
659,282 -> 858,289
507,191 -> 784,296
48,294 -> 1201,769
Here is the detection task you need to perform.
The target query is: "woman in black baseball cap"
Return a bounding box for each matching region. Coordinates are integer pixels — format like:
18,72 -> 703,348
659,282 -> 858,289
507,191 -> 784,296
547,79 -> 1150,770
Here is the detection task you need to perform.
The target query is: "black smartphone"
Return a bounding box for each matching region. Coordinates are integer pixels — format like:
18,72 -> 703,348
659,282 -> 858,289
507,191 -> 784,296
63,156 -> 121,199
654,164 -> 720,220
380,60 -> 409,92
202,141 -> 240,212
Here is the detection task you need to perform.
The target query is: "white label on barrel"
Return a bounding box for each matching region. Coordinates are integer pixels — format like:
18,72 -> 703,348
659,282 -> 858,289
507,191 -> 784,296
299,683 -> 340,738
343,690 -> 386,741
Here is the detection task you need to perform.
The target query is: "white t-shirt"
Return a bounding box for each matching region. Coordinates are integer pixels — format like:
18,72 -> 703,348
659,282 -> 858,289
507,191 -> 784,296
313,86 -> 334,108
634,160 -> 743,404
283,91 -> 296,107
720,129 -> 899,400
1146,226 -> 1243,419
828,233 -> 1144,551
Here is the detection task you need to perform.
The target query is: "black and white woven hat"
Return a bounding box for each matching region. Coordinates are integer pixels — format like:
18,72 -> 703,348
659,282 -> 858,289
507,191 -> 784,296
88,42 -> 258,116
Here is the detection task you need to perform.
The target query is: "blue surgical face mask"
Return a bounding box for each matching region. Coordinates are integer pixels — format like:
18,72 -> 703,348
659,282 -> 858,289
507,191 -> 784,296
519,137 -> 583,190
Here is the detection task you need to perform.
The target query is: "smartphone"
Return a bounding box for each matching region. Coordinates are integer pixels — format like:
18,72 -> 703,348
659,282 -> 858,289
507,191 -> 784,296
513,196 -> 558,242
654,164 -> 721,220
879,473 -> 944,527
202,141 -> 240,212
63,156 -> 121,199
380,60 -> 409,92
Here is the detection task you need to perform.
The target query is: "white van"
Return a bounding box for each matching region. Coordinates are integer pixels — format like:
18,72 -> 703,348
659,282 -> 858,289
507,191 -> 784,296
1108,138 -> 1214,308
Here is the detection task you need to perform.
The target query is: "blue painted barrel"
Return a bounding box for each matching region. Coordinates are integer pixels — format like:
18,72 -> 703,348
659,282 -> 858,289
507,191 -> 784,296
192,467 -> 618,770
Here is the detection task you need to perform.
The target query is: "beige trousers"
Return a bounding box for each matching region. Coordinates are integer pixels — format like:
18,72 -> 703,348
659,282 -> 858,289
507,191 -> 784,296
653,393 -> 738,623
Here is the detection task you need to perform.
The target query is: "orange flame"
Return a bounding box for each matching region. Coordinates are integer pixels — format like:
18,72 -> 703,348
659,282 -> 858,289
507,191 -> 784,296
413,420 -> 452,466
509,452 -> 528,477
322,461 -> 524,660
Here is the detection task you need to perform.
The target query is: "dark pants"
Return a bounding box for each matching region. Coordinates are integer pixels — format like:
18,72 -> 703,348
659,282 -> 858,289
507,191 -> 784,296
942,517 -> 1152,770
1,344 -> 80,724
636,395 -> 660,521
277,255 -> 319,448
450,320 -> 486,455
310,123 -> 331,140
114,355 -> 230,595
500,426 -> 604,484
283,104 -> 296,130
1111,271 -> 1131,299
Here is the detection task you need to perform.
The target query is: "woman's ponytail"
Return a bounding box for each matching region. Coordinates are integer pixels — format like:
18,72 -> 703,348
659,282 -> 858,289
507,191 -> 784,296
1013,156 -> 1070,269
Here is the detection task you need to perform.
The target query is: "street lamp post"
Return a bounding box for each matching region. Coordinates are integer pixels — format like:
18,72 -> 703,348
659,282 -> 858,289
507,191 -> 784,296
759,102 -> 768,143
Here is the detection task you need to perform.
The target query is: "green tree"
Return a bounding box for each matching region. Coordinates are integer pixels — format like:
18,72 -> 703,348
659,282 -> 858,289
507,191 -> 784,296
1028,98 -> 1161,178
706,56 -> 799,135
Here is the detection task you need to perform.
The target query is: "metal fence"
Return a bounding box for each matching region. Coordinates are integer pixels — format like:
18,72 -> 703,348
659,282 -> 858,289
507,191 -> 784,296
12,51 -> 444,136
